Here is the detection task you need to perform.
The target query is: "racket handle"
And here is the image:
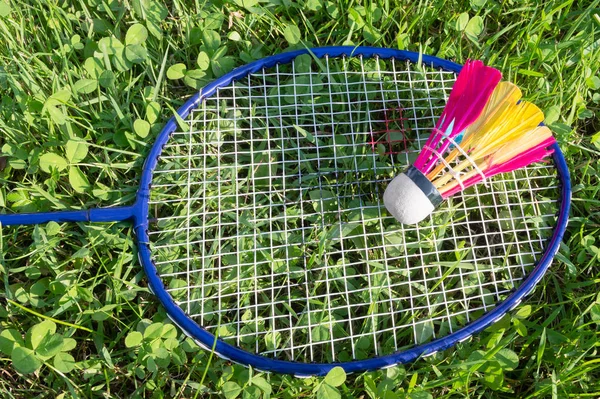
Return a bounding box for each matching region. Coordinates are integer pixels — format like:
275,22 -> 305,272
0,205 -> 135,226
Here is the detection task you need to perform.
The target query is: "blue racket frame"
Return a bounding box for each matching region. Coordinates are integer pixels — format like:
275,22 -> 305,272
0,47 -> 571,376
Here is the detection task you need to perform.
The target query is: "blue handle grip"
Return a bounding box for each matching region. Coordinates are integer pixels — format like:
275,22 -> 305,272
0,205 -> 135,226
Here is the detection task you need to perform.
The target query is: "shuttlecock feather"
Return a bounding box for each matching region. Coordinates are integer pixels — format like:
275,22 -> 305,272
384,61 -> 556,224
414,60 -> 502,173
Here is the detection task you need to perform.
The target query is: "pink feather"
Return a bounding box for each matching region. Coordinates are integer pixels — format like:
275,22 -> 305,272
414,60 -> 502,174
440,136 -> 556,198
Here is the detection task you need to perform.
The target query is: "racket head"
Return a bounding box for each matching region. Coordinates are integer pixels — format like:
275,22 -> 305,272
133,47 -> 571,376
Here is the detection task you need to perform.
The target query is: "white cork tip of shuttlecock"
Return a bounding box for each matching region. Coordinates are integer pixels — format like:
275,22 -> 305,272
383,167 -> 443,225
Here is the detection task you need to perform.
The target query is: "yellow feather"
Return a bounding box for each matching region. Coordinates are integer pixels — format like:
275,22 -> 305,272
435,126 -> 553,194
427,82 -> 523,180
428,82 -> 546,190
479,125 -> 554,167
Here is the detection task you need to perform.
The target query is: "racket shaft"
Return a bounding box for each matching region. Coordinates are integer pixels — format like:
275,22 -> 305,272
0,205 -> 135,226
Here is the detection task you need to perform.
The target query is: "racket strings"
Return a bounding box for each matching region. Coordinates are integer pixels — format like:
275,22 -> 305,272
148,55 -> 559,362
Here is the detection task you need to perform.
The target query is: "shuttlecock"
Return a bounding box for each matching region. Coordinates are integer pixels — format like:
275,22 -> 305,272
384,60 -> 556,225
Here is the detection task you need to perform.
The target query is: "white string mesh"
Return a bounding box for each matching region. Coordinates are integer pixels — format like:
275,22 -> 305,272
147,55 -> 559,363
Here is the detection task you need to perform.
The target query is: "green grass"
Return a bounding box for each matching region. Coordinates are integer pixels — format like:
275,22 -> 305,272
0,0 -> 599,398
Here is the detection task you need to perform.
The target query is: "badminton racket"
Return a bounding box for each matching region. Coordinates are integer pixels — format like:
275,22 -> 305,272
0,47 -> 571,376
